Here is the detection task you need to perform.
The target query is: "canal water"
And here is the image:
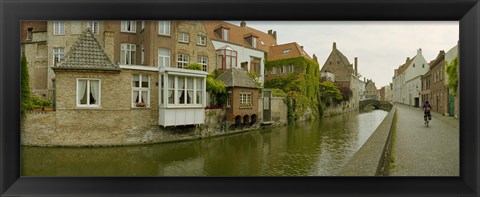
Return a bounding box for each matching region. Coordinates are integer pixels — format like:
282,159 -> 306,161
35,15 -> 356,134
21,110 -> 388,176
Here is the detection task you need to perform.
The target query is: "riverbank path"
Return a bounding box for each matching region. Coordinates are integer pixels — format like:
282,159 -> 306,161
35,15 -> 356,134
389,104 -> 459,176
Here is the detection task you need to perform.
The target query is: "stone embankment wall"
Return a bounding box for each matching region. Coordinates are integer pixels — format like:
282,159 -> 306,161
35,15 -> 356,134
339,106 -> 397,176
22,97 -> 288,147
322,100 -> 358,117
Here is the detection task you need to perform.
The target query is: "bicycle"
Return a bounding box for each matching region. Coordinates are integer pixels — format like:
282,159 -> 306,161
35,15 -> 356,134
424,113 -> 431,127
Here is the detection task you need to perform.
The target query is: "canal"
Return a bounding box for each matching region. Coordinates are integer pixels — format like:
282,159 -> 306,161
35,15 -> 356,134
21,109 -> 388,176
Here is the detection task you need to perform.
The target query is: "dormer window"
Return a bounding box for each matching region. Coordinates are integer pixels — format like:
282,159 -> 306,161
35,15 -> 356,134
244,34 -> 258,48
214,26 -> 230,41
282,49 -> 291,54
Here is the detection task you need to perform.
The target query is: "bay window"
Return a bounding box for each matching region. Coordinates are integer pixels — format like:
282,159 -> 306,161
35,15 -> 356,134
132,74 -> 150,107
77,79 -> 101,107
216,48 -> 237,70
161,74 -> 205,106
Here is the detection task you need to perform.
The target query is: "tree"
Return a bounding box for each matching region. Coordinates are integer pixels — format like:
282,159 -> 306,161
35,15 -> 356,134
446,55 -> 458,96
21,52 -> 32,117
319,81 -> 343,104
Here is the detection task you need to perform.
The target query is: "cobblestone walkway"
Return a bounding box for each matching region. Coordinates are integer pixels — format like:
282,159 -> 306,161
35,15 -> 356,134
389,104 -> 459,176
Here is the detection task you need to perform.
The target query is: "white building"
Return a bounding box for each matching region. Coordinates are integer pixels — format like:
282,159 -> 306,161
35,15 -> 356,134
393,48 -> 429,106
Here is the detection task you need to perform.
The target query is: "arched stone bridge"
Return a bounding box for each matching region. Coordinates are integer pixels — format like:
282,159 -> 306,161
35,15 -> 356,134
359,99 -> 393,111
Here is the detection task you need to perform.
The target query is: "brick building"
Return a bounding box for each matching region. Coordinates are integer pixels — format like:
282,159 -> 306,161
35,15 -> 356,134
216,68 -> 259,126
265,42 -> 313,81
365,79 -> 378,100
422,50 -> 448,115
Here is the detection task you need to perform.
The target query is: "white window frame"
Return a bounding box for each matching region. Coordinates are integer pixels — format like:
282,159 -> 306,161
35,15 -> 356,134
197,56 -> 208,71
178,32 -> 189,43
53,47 -> 65,66
177,53 -> 189,69
164,75 -> 204,106
121,21 -> 136,33
240,92 -> 252,107
132,74 -> 150,108
222,28 -> 229,41
197,35 -> 206,46
158,21 -> 171,36
141,21 -> 145,31
87,21 -> 99,35
120,43 -> 136,65
76,79 -> 101,107
252,37 -> 257,48
158,48 -> 171,67
53,21 -> 65,35
271,67 -> 277,74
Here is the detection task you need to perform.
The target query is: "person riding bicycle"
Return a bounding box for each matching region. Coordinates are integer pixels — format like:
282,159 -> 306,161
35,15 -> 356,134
422,101 -> 432,122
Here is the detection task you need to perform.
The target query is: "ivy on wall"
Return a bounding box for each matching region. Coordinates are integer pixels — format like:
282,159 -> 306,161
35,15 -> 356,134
446,55 -> 458,96
264,57 -> 321,123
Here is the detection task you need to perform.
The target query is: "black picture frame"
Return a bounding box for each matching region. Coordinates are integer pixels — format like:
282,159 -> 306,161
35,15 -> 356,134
1,0 -> 479,196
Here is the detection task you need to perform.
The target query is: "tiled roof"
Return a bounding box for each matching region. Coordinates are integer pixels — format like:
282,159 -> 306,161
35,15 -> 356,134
395,56 -> 416,76
203,21 -> 277,53
216,68 -> 258,88
53,29 -> 119,71
268,42 -> 311,61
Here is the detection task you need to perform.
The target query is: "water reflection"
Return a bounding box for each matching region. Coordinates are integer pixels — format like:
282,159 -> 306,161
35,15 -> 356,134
22,110 -> 388,176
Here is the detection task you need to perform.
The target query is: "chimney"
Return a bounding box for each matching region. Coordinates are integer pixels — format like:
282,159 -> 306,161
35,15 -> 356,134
268,29 -> 273,34
417,48 -> 422,55
312,54 -> 318,63
406,57 -> 410,62
354,57 -> 358,76
364,77 -> 366,82
272,31 -> 277,40
333,42 -> 337,50
240,21 -> 246,28
104,31 -> 115,62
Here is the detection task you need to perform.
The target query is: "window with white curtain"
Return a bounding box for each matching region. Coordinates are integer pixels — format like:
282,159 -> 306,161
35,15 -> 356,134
168,75 -> 175,104
158,48 -> 170,67
132,74 -> 150,107
77,79 -> 101,107
177,76 -> 185,104
158,21 -> 171,35
121,21 -> 136,33
196,78 -> 203,104
120,43 -> 136,65
53,21 -> 65,35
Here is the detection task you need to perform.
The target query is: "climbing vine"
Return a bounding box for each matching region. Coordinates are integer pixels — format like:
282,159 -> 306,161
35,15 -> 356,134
21,52 -> 32,118
446,55 -> 458,96
264,57 -> 321,123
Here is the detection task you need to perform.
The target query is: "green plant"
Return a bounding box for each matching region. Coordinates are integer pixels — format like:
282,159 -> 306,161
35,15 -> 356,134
271,88 -> 287,97
265,57 -> 321,123
185,63 -> 203,71
206,75 -> 227,106
446,55 -> 458,96
31,95 -> 51,108
21,52 -> 32,117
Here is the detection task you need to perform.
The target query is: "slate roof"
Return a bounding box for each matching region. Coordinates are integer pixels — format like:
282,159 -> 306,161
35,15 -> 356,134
216,68 -> 258,88
53,29 -> 119,71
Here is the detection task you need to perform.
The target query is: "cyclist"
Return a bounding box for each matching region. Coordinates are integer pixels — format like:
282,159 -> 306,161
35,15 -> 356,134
422,101 -> 432,123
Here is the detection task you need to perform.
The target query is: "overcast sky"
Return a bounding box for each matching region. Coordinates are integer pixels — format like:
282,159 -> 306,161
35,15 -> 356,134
227,21 -> 459,88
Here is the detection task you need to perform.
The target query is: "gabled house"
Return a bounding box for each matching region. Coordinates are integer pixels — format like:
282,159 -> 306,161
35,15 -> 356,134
392,48 -> 429,106
365,79 -> 378,100
422,50 -> 448,115
216,68 -> 259,127
203,21 -> 277,85
265,42 -> 312,81
320,42 -> 359,109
